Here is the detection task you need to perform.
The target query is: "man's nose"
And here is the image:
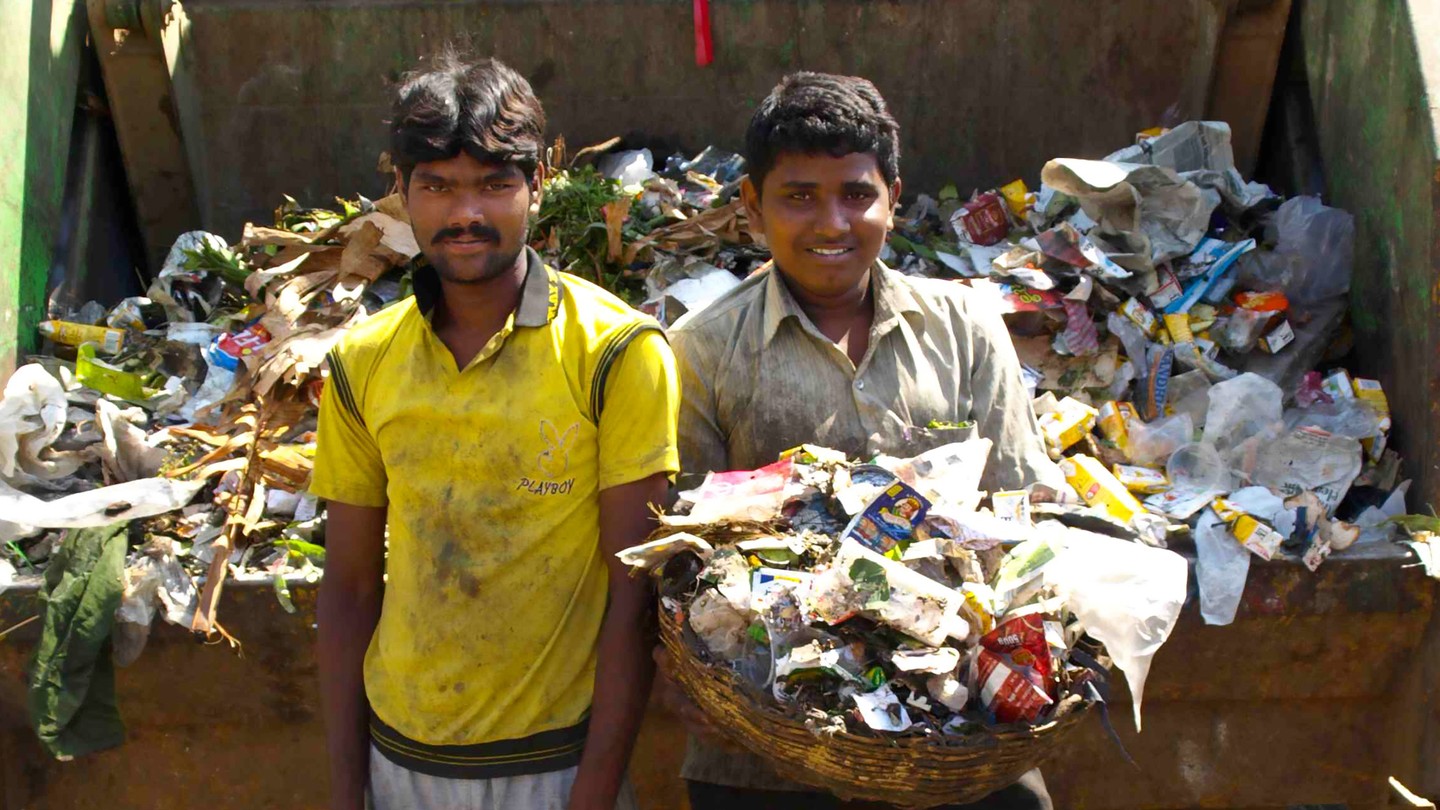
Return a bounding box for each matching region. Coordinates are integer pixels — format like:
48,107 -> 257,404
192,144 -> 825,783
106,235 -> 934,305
446,189 -> 488,228
813,197 -> 850,238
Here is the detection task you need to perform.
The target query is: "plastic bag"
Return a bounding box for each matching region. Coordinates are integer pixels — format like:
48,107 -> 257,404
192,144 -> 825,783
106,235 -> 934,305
1252,428 -> 1363,515
1166,371 -> 1212,428
1195,508 -> 1250,626
1048,529 -> 1188,729
1284,399 -> 1381,441
1128,413 -> 1193,467
1272,196 -> 1355,307
1202,373 -> 1283,454
1213,309 -> 1272,353
1234,248 -> 1299,292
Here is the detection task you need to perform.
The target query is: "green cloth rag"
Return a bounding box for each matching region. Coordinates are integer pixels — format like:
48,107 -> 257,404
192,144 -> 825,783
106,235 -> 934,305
28,523 -> 128,760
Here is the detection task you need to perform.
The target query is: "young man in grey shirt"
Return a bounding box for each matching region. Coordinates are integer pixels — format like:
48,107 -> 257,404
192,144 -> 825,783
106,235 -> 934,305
662,71 -> 1061,810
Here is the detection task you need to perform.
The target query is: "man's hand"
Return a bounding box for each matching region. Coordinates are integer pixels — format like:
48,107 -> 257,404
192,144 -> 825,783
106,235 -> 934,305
651,645 -> 744,752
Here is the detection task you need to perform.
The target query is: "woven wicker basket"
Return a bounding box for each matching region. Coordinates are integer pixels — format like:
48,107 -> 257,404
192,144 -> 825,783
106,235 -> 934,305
660,607 -> 1093,808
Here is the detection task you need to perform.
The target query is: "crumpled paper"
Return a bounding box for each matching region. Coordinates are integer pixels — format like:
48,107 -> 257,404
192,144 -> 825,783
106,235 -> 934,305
1040,158 -> 1218,270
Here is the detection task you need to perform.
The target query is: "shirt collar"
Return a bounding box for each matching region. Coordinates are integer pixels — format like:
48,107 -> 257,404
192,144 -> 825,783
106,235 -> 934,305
412,246 -> 558,327
762,260 -> 923,347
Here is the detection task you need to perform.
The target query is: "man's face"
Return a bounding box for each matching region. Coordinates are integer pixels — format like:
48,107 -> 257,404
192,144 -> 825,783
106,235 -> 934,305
398,152 -> 542,285
743,151 -> 899,300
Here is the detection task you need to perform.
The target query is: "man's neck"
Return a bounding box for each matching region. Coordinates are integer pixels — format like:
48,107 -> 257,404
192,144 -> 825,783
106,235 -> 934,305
433,254 -> 528,336
779,266 -> 875,328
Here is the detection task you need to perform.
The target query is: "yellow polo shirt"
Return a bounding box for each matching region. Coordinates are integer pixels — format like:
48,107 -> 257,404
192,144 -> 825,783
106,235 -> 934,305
310,248 -> 679,779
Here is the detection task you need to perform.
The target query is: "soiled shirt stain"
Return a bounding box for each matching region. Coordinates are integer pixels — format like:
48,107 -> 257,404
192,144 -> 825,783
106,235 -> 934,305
669,262 -> 1062,790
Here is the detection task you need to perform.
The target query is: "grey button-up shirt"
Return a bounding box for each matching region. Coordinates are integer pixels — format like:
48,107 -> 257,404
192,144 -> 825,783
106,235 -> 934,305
669,262 -> 1062,789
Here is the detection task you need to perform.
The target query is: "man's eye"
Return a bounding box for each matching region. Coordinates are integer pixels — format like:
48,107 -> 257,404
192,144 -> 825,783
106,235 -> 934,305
488,182 -> 514,191
789,192 -> 813,202
424,184 -> 447,193
847,191 -> 876,201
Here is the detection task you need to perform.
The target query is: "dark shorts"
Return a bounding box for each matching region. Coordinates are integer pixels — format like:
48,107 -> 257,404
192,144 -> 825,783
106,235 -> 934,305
686,769 -> 1052,810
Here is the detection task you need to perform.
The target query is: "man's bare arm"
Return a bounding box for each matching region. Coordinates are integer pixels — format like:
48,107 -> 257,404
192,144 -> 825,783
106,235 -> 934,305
317,501 -> 387,810
568,472 -> 668,810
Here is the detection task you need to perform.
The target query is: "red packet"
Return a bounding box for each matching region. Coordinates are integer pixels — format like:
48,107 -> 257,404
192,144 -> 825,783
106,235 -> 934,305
956,193 -> 1010,246
974,615 -> 1055,723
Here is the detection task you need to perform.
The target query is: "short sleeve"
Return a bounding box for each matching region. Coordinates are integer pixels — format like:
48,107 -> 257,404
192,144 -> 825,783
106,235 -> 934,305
310,349 -> 389,507
597,329 -> 681,491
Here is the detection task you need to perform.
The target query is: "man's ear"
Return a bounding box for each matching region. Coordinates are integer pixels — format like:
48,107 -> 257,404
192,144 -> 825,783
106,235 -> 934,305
741,175 -> 765,244
394,167 -> 408,202
529,164 -> 547,216
886,177 -> 903,231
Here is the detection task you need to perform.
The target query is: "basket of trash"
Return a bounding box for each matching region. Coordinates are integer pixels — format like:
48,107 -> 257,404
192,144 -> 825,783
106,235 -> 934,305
658,608 -> 1094,807
621,445 -> 1188,809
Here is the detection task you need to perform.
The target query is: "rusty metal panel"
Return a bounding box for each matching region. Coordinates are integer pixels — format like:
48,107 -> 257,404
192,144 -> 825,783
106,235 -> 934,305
162,0 -> 1236,238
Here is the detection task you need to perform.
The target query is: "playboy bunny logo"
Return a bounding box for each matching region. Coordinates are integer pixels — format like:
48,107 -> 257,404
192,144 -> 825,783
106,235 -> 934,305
537,420 -> 579,479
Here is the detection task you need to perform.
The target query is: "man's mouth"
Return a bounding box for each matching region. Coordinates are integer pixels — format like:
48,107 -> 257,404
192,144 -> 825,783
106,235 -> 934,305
807,247 -> 853,256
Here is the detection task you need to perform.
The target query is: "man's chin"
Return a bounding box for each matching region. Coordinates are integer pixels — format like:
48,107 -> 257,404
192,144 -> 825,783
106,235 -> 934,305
430,251 -> 523,285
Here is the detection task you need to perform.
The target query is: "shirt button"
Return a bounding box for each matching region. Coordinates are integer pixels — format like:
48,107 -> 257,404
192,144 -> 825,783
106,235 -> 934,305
855,380 -> 865,391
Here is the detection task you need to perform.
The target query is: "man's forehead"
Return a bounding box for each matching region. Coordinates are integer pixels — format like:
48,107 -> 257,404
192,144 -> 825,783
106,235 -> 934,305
412,154 -> 526,180
766,151 -> 885,185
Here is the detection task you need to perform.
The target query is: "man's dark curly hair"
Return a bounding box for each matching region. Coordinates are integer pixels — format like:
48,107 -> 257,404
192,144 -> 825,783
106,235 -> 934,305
389,50 -> 546,187
744,72 -> 900,195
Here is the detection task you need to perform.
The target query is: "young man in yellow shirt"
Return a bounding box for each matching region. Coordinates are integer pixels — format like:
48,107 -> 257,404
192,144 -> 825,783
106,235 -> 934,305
312,54 -> 679,810
664,72 -> 1058,810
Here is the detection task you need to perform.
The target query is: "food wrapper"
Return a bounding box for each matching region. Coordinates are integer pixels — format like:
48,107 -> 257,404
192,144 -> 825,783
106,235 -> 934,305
973,615 -> 1054,724
1235,290 -> 1289,312
1141,345 -> 1174,421
1303,537 -> 1332,571
1321,370 -> 1356,402
1352,377 -> 1391,462
1232,514 -> 1283,561
1112,464 -> 1170,494
1121,298 -> 1160,337
1258,320 -> 1294,354
991,490 -> 1031,524
1149,264 -> 1184,309
1098,401 -> 1137,455
38,320 -> 125,354
842,480 -> 930,555
953,192 -> 1010,246
1037,397 -> 1098,458
999,179 -> 1033,217
1163,312 -> 1194,344
682,457 -> 796,523
1060,455 -> 1146,523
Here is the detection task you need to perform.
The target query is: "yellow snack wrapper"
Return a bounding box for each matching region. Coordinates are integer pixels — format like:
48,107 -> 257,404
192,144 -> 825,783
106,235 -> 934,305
1037,397 -> 1098,459
1097,401 -> 1137,455
1059,455 -> 1145,524
1120,298 -> 1159,338
1112,464 -> 1170,494
38,320 -> 125,354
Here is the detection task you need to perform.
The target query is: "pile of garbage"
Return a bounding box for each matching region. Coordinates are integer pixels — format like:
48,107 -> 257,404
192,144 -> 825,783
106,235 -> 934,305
620,442 -> 1188,736
534,139 -> 764,315
869,121 -> 1428,624
0,140 -> 769,651
3,193 -> 422,645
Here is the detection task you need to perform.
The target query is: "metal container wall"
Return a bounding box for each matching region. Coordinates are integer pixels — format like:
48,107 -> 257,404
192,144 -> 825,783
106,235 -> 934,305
165,0 -> 1236,239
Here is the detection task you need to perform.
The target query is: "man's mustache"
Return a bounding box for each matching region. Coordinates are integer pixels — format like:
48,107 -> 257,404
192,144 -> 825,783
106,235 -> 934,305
432,223 -> 503,244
